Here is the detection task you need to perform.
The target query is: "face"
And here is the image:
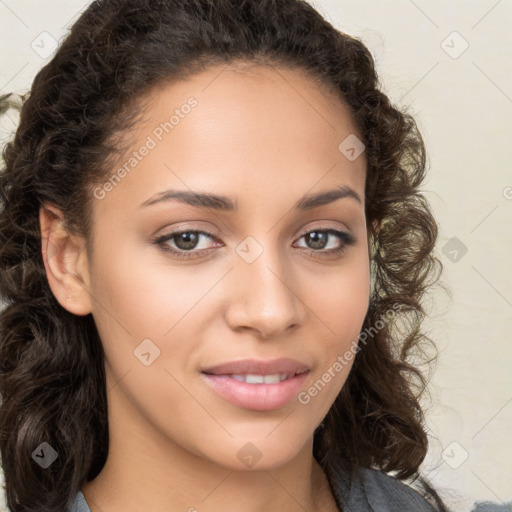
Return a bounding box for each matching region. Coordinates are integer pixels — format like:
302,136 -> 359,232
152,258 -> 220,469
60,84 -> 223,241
79,63 -> 370,470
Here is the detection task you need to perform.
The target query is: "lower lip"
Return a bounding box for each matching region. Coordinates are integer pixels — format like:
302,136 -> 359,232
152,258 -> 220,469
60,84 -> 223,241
201,372 -> 309,411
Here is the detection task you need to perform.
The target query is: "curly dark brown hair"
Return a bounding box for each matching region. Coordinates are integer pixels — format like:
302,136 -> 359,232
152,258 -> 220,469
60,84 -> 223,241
0,0 -> 449,510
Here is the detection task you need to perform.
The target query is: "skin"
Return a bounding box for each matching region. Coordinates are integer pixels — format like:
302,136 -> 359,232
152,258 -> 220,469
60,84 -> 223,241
40,63 -> 370,512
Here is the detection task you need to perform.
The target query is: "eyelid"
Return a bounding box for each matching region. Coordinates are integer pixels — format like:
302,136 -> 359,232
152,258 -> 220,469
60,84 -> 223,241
296,222 -> 352,238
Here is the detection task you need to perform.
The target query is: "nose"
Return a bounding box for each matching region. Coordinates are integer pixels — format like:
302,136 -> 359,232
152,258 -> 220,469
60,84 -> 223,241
224,246 -> 306,340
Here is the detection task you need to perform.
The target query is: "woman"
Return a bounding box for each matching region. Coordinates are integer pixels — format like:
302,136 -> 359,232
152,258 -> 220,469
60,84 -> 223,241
0,0 -> 497,511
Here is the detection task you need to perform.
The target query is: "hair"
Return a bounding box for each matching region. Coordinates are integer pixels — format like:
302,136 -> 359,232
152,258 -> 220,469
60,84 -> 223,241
0,0 -> 450,510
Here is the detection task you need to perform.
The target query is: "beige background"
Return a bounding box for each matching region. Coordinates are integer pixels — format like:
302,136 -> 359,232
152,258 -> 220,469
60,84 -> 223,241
1,1 -> 511,510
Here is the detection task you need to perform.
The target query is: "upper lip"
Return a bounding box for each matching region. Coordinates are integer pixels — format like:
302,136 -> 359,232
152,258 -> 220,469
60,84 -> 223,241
201,357 -> 310,376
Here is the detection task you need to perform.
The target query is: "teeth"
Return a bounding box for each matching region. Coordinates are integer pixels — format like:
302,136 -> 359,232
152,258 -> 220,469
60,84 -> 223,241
230,373 -> 290,384
246,374 -> 265,384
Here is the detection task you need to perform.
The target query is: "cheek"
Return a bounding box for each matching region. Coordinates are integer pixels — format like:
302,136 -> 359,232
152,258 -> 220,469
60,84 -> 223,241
88,231 -> 213,339
312,253 -> 370,342
87,241 -> 210,436
294,253 -> 370,409
87,234 -> 224,403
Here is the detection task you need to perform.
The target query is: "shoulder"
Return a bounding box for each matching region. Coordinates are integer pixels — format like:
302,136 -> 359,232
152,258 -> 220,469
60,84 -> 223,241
68,490 -> 91,512
330,465 -> 438,512
355,469 -> 512,512
471,500 -> 512,512
359,467 -> 439,510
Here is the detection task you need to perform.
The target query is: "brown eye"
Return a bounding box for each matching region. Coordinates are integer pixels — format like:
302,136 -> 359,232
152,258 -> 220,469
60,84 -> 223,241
303,231 -> 329,250
153,230 -> 220,259
173,232 -> 201,250
294,228 -> 355,255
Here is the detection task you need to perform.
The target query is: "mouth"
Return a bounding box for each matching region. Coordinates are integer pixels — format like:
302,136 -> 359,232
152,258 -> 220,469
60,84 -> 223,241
200,358 -> 311,411
201,357 -> 310,377
223,370 -> 308,384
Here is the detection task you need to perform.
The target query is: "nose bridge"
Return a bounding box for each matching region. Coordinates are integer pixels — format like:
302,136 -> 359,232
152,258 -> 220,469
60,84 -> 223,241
226,235 -> 303,337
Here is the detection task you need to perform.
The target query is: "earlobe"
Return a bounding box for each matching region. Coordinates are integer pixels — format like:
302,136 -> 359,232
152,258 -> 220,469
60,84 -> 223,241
39,203 -> 93,316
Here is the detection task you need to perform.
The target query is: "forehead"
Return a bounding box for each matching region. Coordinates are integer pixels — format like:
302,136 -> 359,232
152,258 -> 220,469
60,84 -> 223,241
94,63 -> 366,216
141,62 -> 359,141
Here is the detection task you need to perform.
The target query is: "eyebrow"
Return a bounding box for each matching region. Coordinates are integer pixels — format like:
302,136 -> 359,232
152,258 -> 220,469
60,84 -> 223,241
139,184 -> 362,211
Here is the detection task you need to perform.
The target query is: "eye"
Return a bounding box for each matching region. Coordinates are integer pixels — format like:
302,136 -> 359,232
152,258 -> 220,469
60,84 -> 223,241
153,230 -> 220,259
294,228 -> 356,256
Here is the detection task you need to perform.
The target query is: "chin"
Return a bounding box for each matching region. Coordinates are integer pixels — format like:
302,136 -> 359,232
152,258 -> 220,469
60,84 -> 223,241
197,429 -> 314,472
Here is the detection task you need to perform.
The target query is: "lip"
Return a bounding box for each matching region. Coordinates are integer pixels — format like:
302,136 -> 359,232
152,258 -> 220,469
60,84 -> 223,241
201,357 -> 310,376
200,358 -> 310,411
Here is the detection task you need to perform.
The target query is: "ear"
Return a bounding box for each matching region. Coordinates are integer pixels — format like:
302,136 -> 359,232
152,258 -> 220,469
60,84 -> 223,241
39,203 -> 93,316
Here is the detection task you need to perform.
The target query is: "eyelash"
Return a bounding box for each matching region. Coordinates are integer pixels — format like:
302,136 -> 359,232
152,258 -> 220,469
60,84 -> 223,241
152,226 -> 356,260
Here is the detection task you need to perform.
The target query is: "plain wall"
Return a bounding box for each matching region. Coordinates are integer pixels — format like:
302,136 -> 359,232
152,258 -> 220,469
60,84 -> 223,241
1,1 -> 511,510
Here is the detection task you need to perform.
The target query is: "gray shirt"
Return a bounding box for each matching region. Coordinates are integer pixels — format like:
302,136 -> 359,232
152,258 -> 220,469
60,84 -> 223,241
68,466 -> 512,511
